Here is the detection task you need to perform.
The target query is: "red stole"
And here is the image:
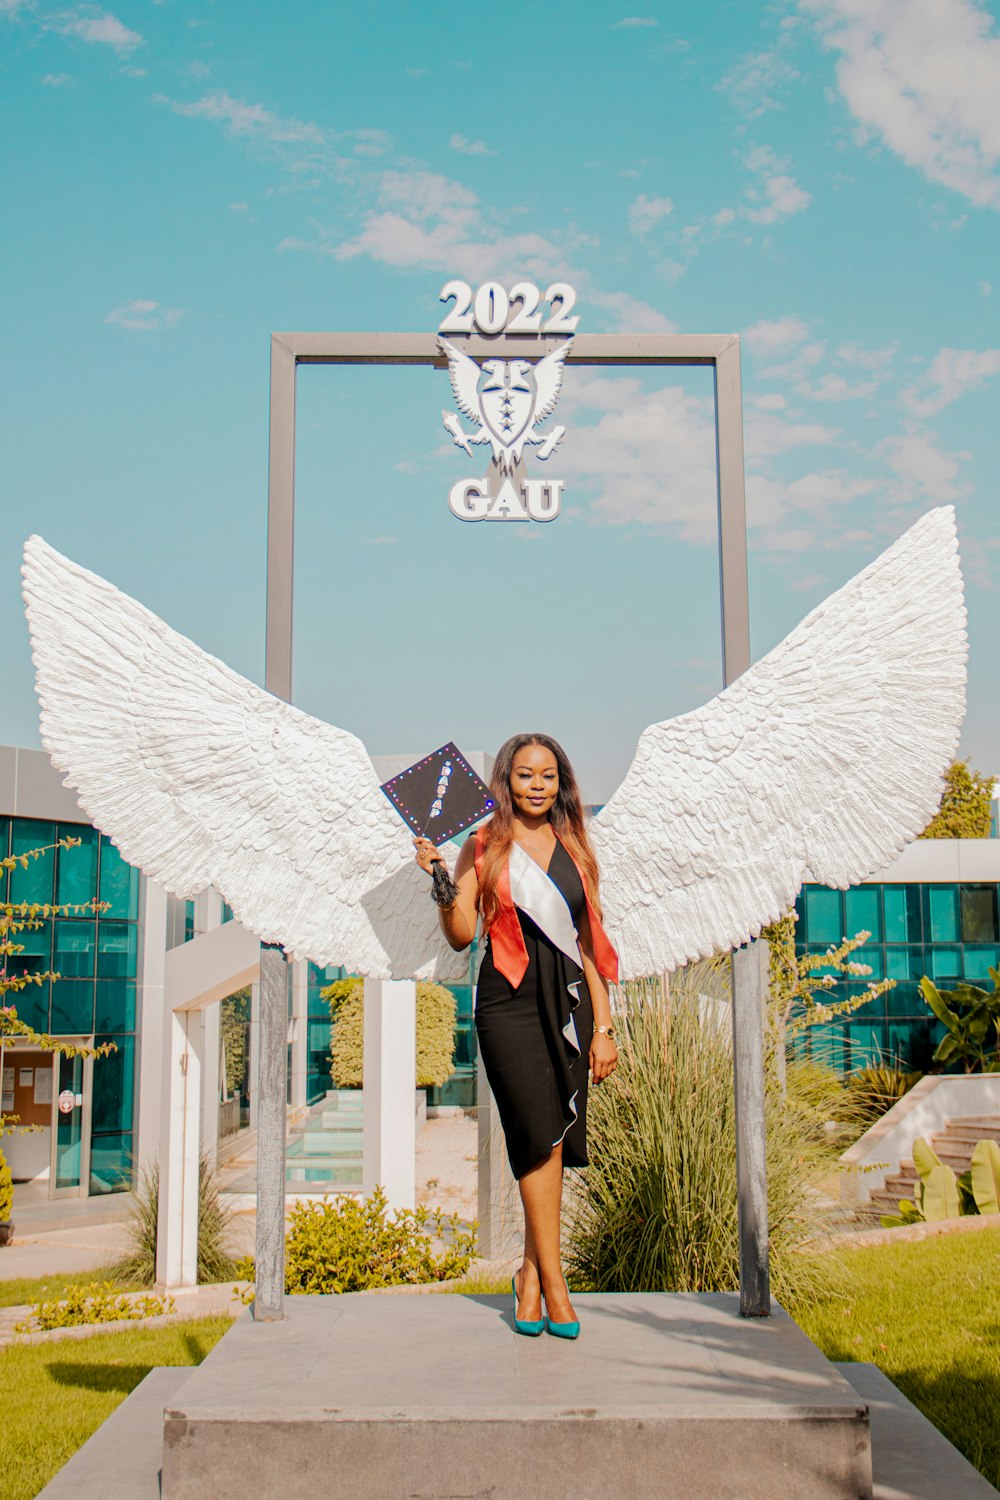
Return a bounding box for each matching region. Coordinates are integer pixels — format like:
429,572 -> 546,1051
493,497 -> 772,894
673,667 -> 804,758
474,825 -> 619,988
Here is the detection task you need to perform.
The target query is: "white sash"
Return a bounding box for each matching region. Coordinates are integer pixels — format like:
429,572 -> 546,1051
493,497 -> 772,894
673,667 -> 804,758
508,841 -> 582,967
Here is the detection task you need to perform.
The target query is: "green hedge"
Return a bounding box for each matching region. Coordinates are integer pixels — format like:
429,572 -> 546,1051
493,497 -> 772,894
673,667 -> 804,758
324,978 -> 456,1089
0,1146 -> 12,1222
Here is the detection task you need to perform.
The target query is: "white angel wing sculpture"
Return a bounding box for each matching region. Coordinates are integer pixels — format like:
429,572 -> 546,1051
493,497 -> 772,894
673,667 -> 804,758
438,336 -> 482,423
531,339 -> 573,426
592,506 -> 967,980
21,536 -> 467,981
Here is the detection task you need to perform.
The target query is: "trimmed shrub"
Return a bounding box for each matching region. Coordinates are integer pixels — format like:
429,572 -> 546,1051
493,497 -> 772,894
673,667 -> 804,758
14,1282 -> 175,1333
0,1146 -> 13,1222
234,1186 -> 476,1296
325,979 -> 456,1090
565,963 -> 834,1307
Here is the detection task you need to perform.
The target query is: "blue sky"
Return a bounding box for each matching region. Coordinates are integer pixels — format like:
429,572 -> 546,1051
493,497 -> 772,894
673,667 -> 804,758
2,0 -> 998,801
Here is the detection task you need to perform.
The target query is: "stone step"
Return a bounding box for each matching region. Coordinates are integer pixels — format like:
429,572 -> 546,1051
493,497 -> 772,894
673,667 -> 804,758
941,1124 -> 1000,1144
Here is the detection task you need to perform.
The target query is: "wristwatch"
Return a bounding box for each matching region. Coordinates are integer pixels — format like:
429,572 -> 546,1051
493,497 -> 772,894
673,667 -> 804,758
595,1025 -> 615,1039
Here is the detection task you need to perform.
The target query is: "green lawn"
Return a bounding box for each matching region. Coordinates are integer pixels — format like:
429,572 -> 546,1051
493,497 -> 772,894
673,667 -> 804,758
0,1315 -> 233,1500
793,1229 -> 1000,1489
0,1267 -> 142,1309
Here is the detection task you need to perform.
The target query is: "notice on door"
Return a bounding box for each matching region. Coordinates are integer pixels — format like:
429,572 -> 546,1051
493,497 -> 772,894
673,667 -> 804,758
58,1089 -> 75,1115
34,1069 -> 53,1106
1,1067 -> 13,1114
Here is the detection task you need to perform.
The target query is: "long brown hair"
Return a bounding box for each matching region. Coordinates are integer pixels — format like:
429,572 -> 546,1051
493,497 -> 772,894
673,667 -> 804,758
478,733 -> 602,933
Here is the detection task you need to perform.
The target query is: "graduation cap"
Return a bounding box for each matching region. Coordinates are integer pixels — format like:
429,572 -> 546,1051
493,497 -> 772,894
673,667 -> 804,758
381,742 -> 494,844
381,743 -> 494,909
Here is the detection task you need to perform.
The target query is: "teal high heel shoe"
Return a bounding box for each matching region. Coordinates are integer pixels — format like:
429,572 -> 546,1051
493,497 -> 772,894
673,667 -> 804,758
511,1275 -> 545,1337
544,1280 -> 581,1340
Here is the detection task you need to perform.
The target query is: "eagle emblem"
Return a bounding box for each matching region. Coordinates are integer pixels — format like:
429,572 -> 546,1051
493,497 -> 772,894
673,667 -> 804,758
438,335 -> 572,472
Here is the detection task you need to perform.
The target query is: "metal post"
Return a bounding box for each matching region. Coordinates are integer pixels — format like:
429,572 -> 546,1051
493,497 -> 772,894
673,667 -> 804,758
253,943 -> 287,1320
254,335 -> 297,1322
730,942 -> 771,1316
715,336 -> 771,1315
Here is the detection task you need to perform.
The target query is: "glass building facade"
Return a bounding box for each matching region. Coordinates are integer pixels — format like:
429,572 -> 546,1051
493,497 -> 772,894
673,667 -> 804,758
793,880 -> 1000,1072
1,813 -> 140,1193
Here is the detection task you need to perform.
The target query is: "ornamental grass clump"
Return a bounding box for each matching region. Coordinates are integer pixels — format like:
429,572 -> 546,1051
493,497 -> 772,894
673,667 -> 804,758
565,962 -> 834,1308
115,1157 -> 235,1287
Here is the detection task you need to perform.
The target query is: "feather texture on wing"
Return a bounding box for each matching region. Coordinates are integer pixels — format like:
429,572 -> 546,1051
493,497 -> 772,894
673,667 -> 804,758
531,339 -> 573,426
592,506 -> 967,980
21,537 -> 467,980
438,336 -> 482,424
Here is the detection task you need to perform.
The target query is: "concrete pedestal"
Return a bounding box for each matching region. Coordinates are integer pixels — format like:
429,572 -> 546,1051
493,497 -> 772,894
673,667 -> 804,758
161,1292 -> 874,1500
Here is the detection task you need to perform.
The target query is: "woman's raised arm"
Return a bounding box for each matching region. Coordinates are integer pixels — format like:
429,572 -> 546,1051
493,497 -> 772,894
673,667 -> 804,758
414,834 -> 479,951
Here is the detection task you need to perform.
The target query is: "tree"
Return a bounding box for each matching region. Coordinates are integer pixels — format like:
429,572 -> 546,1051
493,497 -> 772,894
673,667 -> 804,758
1,838 -> 114,1145
919,759 -> 995,839
763,908 -> 896,1087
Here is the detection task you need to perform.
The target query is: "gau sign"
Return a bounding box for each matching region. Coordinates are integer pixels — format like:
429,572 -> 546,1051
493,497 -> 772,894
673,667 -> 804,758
438,280 -> 575,523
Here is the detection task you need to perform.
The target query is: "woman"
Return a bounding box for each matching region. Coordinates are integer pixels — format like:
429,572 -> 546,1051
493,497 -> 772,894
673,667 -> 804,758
414,733 -> 618,1339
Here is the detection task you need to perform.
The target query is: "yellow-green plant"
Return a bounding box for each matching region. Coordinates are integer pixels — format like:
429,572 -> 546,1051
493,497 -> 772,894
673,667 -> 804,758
0,1146 -> 13,1222
324,979 -> 456,1089
14,1282 -> 175,1333
234,1186 -> 476,1297
115,1156 -> 235,1287
919,758 -> 995,839
763,909 -> 896,1083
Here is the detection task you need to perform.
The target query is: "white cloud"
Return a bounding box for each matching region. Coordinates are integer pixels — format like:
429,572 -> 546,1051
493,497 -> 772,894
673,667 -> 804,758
158,91 -> 324,145
899,346 -> 1000,417
41,72 -> 72,86
981,281 -> 993,297
49,8 -> 142,54
878,426 -> 971,505
718,49 -> 800,119
353,128 -> 390,156
802,0 -> 1000,208
613,16 -> 658,27
449,133 -> 496,157
628,193 -> 674,236
743,145 -> 811,223
283,169 -> 572,283
743,316 -> 809,353
104,299 -> 184,332
587,290 -> 676,333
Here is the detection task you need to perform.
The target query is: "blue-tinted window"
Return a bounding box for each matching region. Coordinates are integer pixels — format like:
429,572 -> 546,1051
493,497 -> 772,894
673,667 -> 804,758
927,885 -> 959,943
806,1023 -> 849,1072
928,946 -> 962,982
95,980 -> 136,1033
184,901 -> 194,943
11,984 -> 49,1032
7,917 -> 51,977
56,825 -> 98,907
884,885 -> 921,943
803,887 -> 842,945
886,946 -> 925,982
91,1035 -> 134,1133
9,819 -> 56,905
846,1021 -> 883,1068
89,1132 -> 133,1195
98,837 -> 139,920
845,886 -> 881,942
50,979 -> 95,1034
97,921 -> 137,979
55,920 -> 95,977
960,886 -> 998,944
963,946 -> 1000,983
885,980 -> 924,1017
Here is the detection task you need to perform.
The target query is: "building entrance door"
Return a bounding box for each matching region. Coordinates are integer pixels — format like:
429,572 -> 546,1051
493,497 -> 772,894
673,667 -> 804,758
51,1051 -> 92,1197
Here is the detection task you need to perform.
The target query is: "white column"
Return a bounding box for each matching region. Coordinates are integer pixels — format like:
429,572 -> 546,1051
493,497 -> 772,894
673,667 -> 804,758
135,880 -> 169,1170
200,1003 -> 221,1169
156,1009 -> 202,1288
362,979 -> 415,1212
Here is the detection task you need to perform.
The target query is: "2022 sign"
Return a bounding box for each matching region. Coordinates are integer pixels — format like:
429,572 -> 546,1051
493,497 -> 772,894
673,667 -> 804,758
438,280 -> 576,523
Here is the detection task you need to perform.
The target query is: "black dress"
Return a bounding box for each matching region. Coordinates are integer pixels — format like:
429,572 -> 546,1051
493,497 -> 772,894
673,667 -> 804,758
475,839 -> 594,1179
